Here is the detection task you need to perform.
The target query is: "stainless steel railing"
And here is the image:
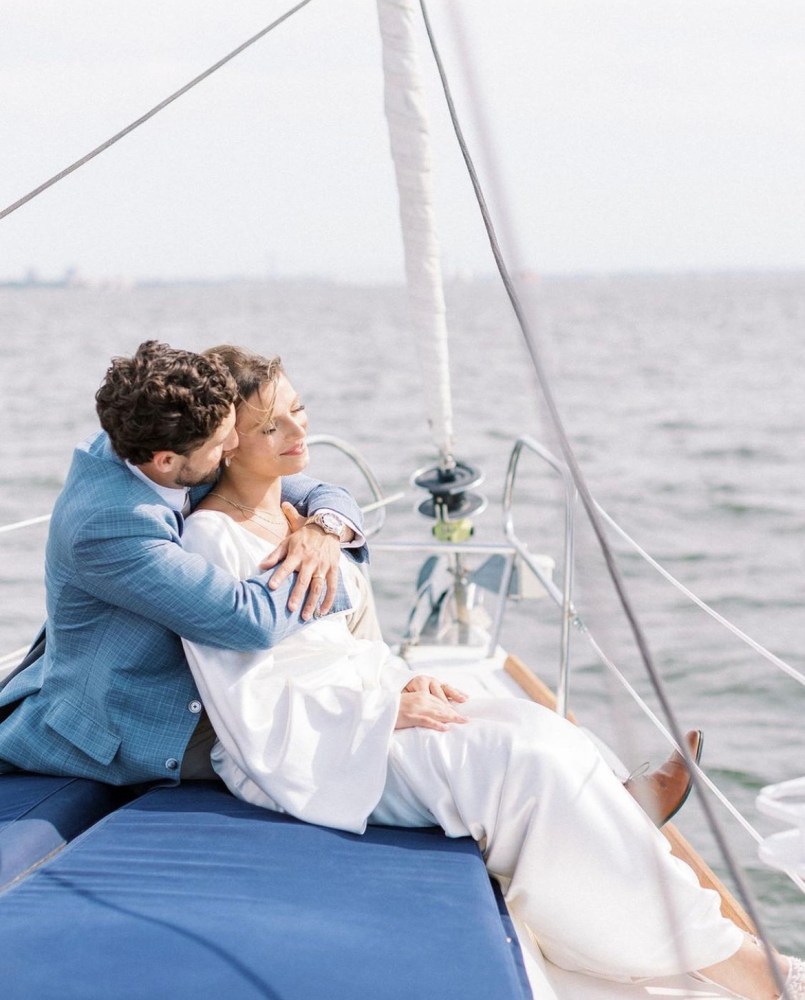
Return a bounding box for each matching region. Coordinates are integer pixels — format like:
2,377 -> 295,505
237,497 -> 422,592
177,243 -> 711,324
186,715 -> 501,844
500,434 -> 805,897
502,436 -> 578,718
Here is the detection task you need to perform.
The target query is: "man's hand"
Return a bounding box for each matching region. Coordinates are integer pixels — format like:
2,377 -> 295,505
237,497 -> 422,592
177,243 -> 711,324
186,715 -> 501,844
260,502 -> 340,620
395,675 -> 469,732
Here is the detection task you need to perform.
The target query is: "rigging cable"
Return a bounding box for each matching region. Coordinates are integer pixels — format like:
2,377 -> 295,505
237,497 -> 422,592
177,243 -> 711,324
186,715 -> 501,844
0,0 -> 315,223
416,1 -> 788,993
596,503 -> 805,689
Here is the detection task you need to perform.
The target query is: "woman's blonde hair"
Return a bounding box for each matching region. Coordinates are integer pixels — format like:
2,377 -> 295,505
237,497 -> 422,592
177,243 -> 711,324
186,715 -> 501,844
203,345 -> 284,430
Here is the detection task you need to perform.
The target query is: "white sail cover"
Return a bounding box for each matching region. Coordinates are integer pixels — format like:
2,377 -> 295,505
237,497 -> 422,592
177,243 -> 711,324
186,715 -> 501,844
757,777 -> 805,878
377,0 -> 455,466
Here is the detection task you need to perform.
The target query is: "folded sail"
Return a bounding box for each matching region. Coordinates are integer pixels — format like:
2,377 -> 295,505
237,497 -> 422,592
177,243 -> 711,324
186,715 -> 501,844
377,0 -> 455,468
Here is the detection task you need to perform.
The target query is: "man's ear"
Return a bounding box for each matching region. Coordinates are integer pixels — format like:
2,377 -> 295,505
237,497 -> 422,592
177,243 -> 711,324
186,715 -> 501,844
150,450 -> 179,474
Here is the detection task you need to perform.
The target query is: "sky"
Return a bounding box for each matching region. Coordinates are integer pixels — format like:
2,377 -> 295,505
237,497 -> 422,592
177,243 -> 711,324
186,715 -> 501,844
1,0 -> 804,284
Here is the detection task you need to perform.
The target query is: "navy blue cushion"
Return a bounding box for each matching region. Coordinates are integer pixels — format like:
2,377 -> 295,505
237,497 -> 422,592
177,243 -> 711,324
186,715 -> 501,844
0,781 -> 529,999
0,773 -> 124,890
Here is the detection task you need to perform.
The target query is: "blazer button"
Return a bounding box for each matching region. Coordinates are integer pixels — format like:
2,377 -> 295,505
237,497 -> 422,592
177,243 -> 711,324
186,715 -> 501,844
165,758 -> 179,771
188,700 -> 202,714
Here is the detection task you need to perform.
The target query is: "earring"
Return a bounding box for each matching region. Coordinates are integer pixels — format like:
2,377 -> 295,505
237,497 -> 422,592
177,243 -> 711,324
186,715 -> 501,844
224,456 -> 231,468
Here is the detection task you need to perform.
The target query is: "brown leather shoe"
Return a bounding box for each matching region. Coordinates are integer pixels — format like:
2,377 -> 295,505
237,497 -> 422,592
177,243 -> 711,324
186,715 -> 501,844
623,730 -> 703,827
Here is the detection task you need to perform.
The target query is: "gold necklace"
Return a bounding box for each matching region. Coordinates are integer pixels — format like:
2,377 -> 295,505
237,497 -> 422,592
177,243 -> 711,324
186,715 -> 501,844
208,492 -> 287,528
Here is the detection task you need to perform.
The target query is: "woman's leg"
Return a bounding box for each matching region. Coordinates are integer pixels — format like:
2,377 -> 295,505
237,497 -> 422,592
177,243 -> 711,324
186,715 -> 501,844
385,697 -> 744,981
343,565 -> 383,641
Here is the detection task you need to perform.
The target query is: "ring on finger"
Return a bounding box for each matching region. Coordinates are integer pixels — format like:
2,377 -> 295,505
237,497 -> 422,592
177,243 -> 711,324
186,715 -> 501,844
312,574 -> 326,581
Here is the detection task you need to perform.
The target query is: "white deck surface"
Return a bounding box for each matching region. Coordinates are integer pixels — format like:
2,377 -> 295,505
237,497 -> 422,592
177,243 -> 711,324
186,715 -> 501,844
401,643 -> 738,1000
399,642 -> 532,699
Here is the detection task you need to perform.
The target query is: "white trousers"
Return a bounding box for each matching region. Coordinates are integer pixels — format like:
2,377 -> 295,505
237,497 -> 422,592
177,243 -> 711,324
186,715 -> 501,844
370,697 -> 742,982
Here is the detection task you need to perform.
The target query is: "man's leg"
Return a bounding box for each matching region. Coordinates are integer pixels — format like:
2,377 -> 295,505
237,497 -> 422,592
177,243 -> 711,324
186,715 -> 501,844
180,710 -> 220,781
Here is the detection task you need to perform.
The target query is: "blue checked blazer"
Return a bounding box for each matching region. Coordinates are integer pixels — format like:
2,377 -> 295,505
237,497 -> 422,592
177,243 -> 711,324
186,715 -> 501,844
0,431 -> 366,785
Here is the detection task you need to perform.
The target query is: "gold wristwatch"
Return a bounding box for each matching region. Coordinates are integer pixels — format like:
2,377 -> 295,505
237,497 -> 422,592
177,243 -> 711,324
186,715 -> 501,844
306,510 -> 347,541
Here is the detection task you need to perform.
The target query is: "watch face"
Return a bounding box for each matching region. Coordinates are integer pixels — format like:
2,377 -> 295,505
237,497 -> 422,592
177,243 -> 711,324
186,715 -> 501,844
316,512 -> 344,535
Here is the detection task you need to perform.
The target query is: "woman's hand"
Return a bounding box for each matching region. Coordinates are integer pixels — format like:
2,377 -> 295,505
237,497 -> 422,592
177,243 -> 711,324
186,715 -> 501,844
402,674 -> 468,705
259,502 -> 340,620
395,676 -> 469,731
395,690 -> 469,732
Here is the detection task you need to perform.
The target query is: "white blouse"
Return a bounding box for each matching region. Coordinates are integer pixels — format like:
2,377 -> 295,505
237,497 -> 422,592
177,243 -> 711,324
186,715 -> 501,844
181,510 -> 410,833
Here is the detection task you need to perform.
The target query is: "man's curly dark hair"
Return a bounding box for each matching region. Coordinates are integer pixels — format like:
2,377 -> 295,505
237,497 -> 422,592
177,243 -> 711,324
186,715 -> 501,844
95,340 -> 238,465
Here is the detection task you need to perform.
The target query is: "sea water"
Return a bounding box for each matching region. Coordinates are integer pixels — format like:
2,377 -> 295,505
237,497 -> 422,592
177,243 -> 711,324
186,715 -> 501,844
1,272 -> 803,951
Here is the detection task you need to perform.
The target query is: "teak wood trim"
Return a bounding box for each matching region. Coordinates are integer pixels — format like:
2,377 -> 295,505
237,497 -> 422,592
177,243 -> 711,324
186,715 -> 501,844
503,653 -> 756,935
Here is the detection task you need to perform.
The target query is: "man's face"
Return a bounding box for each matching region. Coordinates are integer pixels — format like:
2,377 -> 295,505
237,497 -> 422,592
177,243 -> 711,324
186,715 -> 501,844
171,406 -> 238,488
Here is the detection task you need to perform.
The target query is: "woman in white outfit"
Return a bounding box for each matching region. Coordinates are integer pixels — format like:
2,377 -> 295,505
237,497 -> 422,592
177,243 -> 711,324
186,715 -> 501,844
181,345 -> 802,1000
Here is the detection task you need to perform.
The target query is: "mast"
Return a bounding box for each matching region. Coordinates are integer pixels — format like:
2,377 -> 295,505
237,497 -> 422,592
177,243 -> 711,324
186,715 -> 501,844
376,0 -> 454,470
376,0 -> 485,541
377,0 -> 486,650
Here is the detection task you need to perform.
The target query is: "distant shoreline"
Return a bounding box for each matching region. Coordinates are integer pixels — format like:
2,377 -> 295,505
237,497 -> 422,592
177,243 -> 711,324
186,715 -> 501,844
2,267 -> 805,292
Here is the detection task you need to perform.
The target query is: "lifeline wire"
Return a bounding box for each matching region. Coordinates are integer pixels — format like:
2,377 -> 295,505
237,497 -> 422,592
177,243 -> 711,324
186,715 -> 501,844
596,502 -> 805,689
417,1 -> 788,993
0,514 -> 51,535
0,0 -> 315,222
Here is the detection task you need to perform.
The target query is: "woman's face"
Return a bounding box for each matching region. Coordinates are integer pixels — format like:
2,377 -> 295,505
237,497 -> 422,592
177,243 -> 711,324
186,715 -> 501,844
228,374 -> 309,479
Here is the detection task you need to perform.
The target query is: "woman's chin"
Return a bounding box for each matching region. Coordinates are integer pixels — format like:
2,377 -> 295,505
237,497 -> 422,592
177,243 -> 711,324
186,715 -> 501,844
282,448 -> 309,474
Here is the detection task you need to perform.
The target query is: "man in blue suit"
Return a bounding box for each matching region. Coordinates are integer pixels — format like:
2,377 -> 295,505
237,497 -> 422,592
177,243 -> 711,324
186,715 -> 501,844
0,342 -> 365,786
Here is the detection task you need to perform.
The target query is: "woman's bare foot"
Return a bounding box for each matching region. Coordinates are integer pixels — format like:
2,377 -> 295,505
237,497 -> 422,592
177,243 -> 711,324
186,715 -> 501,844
698,934 -> 789,999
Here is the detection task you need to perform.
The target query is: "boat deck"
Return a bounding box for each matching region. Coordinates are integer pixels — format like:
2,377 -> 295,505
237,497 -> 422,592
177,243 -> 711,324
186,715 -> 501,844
0,640 -> 739,999
401,644 -> 738,1000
